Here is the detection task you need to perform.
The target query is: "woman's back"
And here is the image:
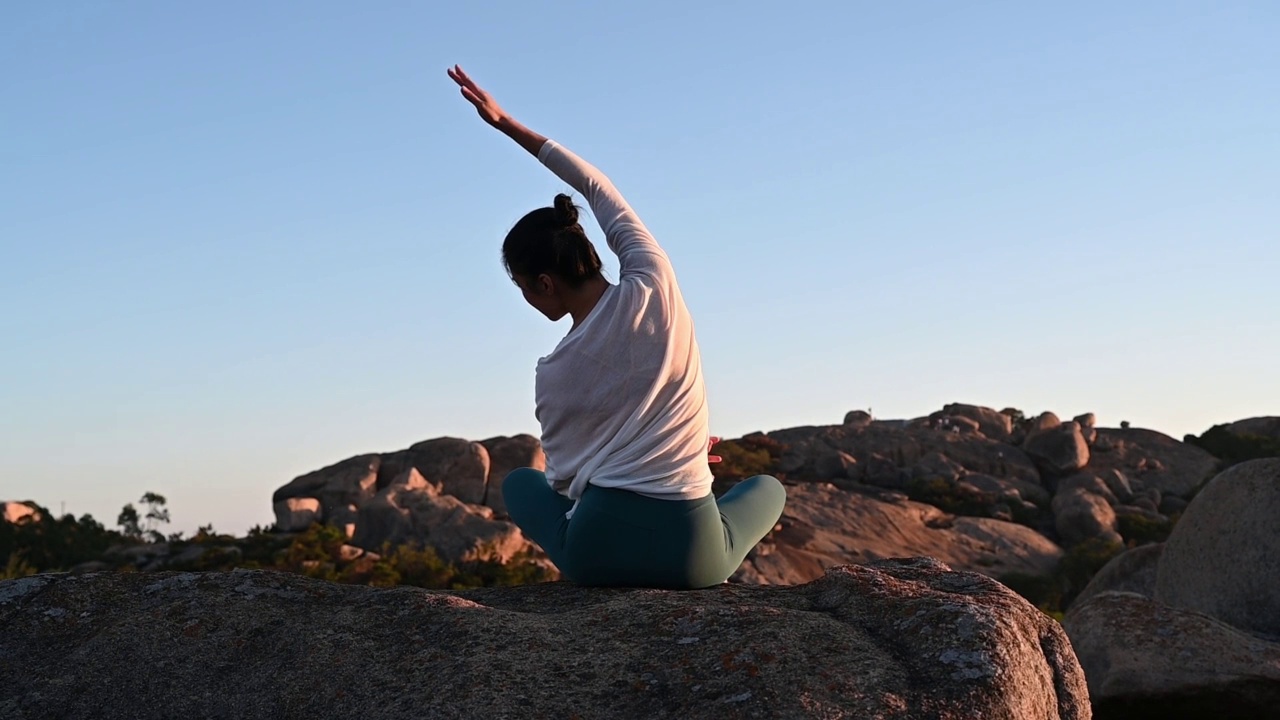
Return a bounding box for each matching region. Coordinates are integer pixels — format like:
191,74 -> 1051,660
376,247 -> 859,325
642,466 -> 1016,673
532,141 -> 713,511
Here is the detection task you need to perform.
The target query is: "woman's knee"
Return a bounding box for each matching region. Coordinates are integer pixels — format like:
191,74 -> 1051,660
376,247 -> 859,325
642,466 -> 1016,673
500,467 -> 548,507
739,474 -> 787,508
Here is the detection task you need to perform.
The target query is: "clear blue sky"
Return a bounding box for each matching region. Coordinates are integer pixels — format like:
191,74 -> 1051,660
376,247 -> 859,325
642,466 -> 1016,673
3,1 -> 1277,535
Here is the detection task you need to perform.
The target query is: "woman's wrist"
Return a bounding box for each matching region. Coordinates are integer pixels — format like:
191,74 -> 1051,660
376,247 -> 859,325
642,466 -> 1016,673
495,115 -> 548,157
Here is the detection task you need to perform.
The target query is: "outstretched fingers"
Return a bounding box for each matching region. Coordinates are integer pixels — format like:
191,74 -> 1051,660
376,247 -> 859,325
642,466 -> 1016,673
448,65 -> 479,93
446,64 -> 506,126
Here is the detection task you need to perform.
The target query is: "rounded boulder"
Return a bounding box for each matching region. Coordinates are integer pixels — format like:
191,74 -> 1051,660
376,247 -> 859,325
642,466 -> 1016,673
1154,458 -> 1280,636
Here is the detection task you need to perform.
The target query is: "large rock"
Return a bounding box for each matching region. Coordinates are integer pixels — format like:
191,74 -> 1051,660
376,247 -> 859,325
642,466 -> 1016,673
351,469 -> 530,564
1024,422 -> 1090,479
765,422 -> 1041,487
1051,488 -> 1121,547
814,449 -> 857,480
479,434 -> 546,515
1071,542 -> 1163,610
941,403 -> 1014,441
912,451 -> 965,483
1095,468 -> 1134,503
842,409 -> 873,428
1223,416 -> 1280,441
1027,411 -> 1062,436
272,497 -> 321,532
954,473 -> 1050,506
1057,473 -> 1118,506
1065,590 -> 1280,719
1154,458 -> 1280,637
732,483 -> 1063,585
272,454 -> 380,521
2,501 -> 40,525
378,438 -> 490,505
1073,413 -> 1097,429
0,562 -> 1091,719
1087,428 -> 1219,498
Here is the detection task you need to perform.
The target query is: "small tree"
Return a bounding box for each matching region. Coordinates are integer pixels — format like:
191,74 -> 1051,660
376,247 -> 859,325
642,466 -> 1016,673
117,504 -> 143,540
140,492 -> 170,542
118,492 -> 171,543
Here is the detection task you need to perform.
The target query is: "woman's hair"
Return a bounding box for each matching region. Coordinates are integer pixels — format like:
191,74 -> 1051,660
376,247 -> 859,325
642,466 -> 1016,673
502,194 -> 603,289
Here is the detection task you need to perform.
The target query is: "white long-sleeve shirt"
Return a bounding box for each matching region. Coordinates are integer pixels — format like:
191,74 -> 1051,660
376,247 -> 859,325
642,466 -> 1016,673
533,140 -> 713,516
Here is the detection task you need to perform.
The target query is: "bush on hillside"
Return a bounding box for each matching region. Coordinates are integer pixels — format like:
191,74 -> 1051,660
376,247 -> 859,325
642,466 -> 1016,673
1,504 -> 134,576
1184,425 -> 1280,467
3,492 -> 553,590
1000,537 -> 1125,617
163,523 -> 555,589
1117,512 -> 1179,546
711,435 -> 788,483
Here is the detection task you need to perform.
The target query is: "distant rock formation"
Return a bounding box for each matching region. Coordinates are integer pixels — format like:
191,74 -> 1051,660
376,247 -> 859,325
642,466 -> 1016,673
1,501 -> 40,525
263,403 -> 1247,586
270,434 -> 545,565
1223,416 -> 1280,441
1064,459 -> 1280,718
0,559 -> 1090,719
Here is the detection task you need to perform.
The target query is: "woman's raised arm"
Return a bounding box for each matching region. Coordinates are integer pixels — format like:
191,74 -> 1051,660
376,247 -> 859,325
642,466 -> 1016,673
447,65 -> 672,281
447,65 -> 546,156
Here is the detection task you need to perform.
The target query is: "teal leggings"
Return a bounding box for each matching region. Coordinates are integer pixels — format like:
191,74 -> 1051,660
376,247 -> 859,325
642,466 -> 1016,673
502,469 -> 786,589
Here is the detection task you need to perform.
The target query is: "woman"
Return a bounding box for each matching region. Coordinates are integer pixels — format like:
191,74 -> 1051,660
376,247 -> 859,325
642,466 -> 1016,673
447,65 -> 785,589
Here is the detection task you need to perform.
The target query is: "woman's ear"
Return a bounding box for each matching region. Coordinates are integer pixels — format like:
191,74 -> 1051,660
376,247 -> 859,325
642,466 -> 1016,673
535,273 -> 555,295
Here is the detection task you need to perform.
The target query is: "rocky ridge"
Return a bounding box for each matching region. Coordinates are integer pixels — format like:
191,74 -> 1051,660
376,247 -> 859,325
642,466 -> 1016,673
257,405 -> 1235,591
0,558 -> 1090,720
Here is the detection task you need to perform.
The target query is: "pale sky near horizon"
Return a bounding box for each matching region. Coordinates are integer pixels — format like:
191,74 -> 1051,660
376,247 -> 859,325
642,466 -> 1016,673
3,1 -> 1277,535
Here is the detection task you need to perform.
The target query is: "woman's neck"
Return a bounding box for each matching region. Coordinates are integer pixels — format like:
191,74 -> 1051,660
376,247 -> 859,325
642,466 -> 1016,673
565,276 -> 611,331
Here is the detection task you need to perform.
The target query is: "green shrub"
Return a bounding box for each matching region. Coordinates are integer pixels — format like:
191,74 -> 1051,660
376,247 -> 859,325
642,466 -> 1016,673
2,551 -> 37,580
710,438 -> 777,481
905,477 -> 994,518
1184,425 -> 1280,467
1117,513 -> 1179,546
0,505 -> 133,573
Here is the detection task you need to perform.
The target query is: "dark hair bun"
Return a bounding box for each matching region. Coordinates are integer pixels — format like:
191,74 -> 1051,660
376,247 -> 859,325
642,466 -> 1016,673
552,193 -> 579,228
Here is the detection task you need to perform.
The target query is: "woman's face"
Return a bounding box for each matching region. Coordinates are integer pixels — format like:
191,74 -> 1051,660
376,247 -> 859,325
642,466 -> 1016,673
515,273 -> 567,321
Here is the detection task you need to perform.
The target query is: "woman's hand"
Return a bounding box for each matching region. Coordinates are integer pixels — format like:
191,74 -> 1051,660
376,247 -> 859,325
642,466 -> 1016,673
708,436 -> 722,464
447,65 -> 506,126
447,65 -> 547,156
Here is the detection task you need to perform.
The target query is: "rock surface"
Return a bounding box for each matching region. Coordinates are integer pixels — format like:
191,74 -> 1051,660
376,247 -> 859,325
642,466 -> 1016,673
1223,416 -> 1280,441
766,420 -> 1041,485
1154,458 -> 1280,636
0,560 -> 1090,720
350,469 -> 532,564
1064,459 -> 1280,718
479,434 -> 546,515
1065,591 -> 1280,719
941,403 -> 1014,441
272,497 -> 321,532
1024,422 -> 1090,479
1051,488 -> 1121,547
1086,428 -> 1219,498
272,453 -> 380,521
379,437 -> 490,505
732,484 -> 1062,585
1071,543 -> 1163,609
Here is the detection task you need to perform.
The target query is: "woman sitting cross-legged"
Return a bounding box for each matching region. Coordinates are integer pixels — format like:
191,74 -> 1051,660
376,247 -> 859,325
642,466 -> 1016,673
447,65 -> 786,589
